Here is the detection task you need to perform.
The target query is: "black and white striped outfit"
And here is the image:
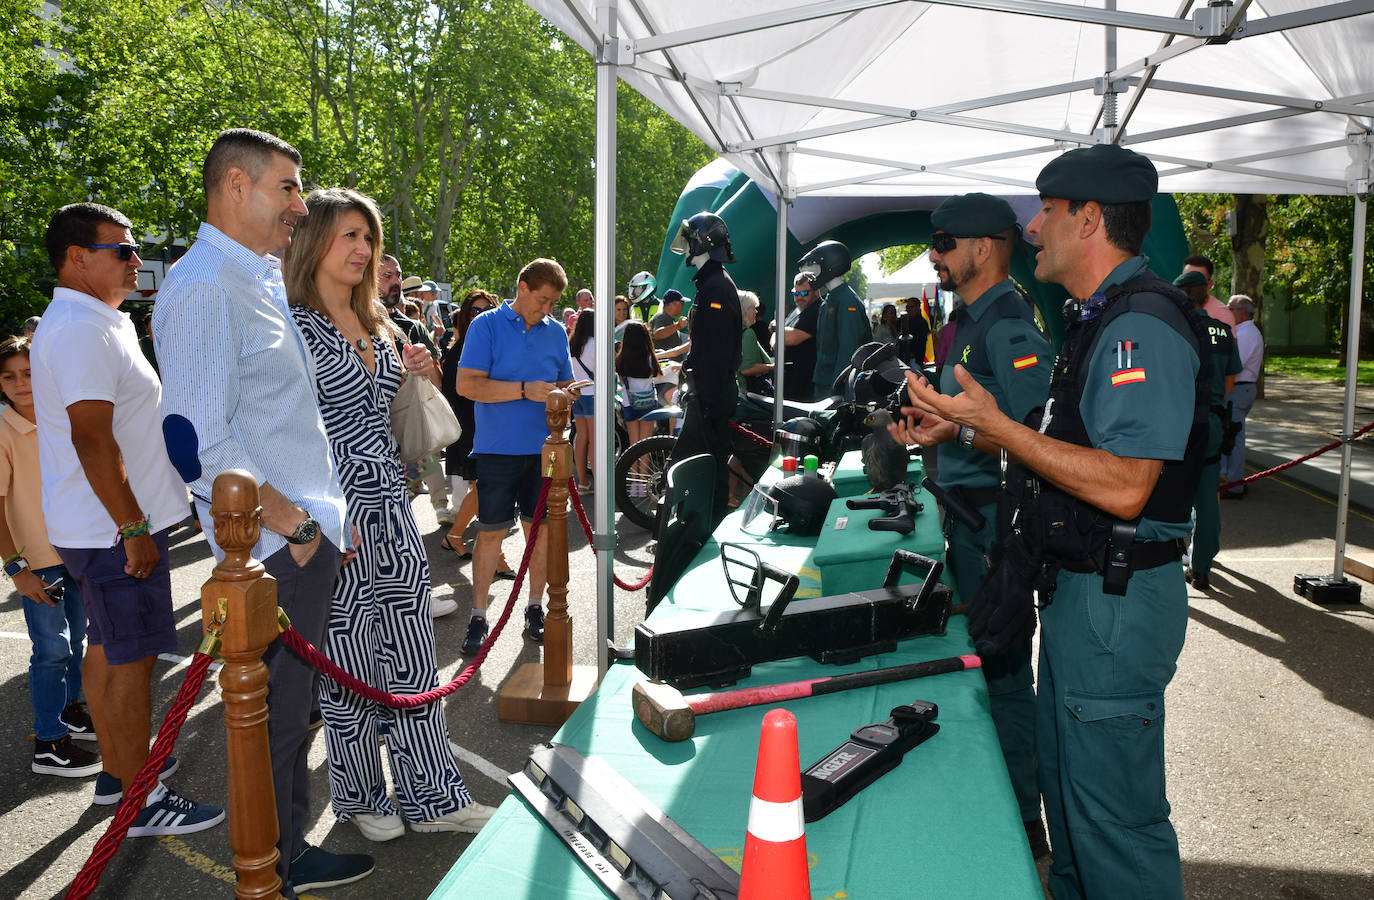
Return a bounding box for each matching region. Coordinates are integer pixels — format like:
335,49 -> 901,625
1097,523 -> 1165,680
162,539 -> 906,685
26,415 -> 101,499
291,307 -> 473,823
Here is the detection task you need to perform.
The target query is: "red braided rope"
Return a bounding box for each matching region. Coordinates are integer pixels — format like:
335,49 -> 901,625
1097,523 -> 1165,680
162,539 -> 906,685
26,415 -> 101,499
283,479 -> 552,708
728,420 -> 773,448
66,652 -> 215,900
1219,420 -> 1373,492
567,480 -> 654,590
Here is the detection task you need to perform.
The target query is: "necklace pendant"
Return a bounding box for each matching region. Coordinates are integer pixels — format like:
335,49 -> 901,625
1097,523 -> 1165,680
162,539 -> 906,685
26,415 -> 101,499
356,337 -> 369,352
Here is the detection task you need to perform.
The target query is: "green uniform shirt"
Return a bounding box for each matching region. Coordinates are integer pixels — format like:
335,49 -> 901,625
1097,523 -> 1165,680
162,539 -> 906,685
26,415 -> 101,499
1083,256 -> 1199,541
812,281 -> 872,393
1201,318 -> 1242,455
936,279 -> 1051,489
737,327 -> 772,392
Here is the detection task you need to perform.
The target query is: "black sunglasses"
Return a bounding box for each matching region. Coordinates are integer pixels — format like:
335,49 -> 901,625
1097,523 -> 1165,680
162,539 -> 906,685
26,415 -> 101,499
85,242 -> 140,261
930,232 -> 1006,254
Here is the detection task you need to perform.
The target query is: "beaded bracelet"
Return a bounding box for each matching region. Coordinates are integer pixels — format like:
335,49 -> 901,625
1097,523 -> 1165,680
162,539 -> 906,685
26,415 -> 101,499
117,515 -> 151,541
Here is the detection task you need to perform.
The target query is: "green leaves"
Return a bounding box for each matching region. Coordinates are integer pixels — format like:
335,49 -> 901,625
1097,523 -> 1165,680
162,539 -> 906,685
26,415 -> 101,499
1,0 -> 709,327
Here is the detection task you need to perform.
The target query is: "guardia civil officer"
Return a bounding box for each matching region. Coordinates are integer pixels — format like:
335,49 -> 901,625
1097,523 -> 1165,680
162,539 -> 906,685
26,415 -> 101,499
890,193 -> 1051,855
667,213 -> 742,523
1174,269 -> 1241,591
802,240 -> 872,397
901,144 -> 1207,900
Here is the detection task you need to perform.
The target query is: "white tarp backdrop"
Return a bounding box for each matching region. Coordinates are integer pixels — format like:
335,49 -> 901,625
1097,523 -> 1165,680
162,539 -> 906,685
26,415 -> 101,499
529,0 -> 1374,661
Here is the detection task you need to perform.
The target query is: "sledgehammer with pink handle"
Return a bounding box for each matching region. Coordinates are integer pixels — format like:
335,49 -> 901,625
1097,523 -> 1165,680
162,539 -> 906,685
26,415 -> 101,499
632,653 -> 981,742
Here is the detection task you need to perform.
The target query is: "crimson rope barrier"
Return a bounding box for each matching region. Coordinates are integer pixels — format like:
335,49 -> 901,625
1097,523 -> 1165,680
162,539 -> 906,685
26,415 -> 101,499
65,479 -> 559,897
285,478 -> 553,708
729,420 -> 774,448
1219,420 -> 1373,493
567,479 -> 654,591
66,652 -> 215,900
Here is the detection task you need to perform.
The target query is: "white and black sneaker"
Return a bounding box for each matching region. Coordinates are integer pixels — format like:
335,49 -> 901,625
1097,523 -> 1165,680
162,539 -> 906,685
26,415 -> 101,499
62,701 -> 98,742
127,783 -> 225,837
32,735 -> 102,778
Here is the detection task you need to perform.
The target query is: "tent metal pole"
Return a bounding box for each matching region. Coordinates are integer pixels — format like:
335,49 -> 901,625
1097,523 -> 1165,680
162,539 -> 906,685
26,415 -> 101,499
775,149 -> 790,427
1332,190 -> 1366,579
593,0 -> 619,679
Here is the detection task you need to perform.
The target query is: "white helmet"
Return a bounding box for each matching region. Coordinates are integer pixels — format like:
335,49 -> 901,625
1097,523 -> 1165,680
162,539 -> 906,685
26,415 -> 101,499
627,271 -> 657,303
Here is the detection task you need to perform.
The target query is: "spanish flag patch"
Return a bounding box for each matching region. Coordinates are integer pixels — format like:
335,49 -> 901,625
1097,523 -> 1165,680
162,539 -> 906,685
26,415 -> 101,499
1012,354 -> 1038,370
709,302 -> 721,309
1111,368 -> 1146,387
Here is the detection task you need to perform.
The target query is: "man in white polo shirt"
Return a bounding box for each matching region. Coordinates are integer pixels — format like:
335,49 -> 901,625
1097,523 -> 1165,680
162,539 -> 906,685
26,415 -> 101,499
31,201 -> 223,836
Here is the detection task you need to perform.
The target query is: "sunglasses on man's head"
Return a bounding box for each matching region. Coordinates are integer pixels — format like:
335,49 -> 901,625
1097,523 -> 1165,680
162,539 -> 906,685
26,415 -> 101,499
85,242 -> 140,261
930,232 -> 1006,255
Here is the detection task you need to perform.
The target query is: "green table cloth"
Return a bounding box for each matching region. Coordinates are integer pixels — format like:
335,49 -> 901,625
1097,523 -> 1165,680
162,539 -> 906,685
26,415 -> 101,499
431,492 -> 1040,900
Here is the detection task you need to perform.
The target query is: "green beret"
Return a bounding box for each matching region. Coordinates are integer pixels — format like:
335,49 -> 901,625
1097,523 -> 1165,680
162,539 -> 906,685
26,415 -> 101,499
1035,144 -> 1158,204
930,193 -> 1017,237
1173,270 -> 1207,288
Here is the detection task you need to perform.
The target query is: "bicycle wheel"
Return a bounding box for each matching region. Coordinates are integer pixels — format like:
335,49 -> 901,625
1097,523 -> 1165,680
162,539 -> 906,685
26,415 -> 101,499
615,434 -> 677,531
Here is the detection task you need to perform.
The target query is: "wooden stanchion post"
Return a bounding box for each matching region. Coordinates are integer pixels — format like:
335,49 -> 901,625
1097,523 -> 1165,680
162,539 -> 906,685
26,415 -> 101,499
498,390 -> 599,724
203,471 -> 283,900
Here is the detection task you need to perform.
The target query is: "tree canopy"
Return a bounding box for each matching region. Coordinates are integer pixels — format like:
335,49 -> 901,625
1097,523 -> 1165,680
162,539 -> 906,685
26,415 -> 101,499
0,0 -> 713,328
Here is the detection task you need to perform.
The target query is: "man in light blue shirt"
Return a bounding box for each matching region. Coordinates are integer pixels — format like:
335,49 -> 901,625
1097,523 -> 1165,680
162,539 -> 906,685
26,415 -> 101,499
153,128 -> 370,896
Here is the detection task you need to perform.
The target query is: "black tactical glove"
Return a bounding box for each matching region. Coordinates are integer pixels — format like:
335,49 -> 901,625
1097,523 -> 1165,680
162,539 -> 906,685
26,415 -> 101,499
966,533 -> 1045,657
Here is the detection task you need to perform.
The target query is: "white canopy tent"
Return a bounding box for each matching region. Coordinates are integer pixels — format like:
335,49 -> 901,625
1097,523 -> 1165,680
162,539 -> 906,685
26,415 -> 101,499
533,0 -> 1374,672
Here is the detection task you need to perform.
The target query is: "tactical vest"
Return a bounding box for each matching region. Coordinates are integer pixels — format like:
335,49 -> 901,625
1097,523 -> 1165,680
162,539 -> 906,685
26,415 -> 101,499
1014,273 -> 1212,584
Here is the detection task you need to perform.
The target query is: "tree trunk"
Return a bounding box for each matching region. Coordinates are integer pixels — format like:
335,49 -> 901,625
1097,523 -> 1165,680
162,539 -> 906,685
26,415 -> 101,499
1231,193 -> 1269,395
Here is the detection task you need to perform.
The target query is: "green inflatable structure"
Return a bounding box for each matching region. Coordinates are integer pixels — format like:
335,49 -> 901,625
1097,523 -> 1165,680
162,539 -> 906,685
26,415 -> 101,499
651,162 -> 1191,348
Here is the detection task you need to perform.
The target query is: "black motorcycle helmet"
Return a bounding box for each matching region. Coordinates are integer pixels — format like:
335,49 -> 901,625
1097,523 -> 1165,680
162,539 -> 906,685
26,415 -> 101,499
671,212 -> 735,264
798,240 -> 852,285
767,474 -> 838,536
774,416 -> 825,463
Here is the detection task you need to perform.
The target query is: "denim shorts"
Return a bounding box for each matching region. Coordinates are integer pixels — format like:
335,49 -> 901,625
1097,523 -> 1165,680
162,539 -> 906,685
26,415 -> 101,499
622,404 -> 655,422
56,529 -> 177,666
474,453 -> 546,530
571,393 -> 595,419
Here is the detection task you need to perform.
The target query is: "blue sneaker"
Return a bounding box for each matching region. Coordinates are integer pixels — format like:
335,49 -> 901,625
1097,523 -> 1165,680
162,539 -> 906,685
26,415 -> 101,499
126,783 -> 224,837
92,755 -> 179,806
289,844 -> 375,892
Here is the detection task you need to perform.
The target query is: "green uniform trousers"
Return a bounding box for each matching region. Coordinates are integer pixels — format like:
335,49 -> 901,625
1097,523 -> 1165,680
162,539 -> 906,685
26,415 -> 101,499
1038,565 -> 1187,900
1189,458 -> 1221,577
945,504 -> 1039,824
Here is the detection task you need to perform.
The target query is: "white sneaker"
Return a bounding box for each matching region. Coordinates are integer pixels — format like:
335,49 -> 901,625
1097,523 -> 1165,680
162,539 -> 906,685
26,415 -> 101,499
431,594 -> 459,618
411,801 -> 496,834
435,509 -> 455,526
352,811 -> 405,842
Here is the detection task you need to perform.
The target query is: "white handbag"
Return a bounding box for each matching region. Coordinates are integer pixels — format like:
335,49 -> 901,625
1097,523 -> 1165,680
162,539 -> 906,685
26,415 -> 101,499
390,374 -> 462,463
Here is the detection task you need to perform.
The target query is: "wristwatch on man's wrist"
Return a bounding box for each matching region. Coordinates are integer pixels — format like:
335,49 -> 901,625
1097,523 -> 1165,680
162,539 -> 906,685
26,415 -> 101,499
4,556 -> 29,577
284,515 -> 320,545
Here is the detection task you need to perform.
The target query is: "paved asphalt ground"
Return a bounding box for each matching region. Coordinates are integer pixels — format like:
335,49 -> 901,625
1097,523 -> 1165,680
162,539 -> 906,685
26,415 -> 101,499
1,375 -> 1371,899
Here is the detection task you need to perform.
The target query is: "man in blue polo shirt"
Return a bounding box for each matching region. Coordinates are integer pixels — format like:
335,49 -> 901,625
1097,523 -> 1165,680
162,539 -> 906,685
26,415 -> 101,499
456,258 -> 575,654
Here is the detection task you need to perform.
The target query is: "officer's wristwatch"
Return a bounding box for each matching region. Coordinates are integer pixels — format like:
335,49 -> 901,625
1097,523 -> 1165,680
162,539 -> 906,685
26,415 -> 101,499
284,515 -> 320,545
4,556 -> 29,577
959,426 -> 977,450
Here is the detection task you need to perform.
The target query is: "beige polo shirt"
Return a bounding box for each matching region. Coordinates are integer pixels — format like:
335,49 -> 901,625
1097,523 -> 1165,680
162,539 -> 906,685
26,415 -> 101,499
0,404 -> 61,569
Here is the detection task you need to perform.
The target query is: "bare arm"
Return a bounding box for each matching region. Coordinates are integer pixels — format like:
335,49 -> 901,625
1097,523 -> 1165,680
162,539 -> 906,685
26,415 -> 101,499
458,368 -> 567,403
0,505 -> 57,605
652,318 -> 688,342
66,400 -> 159,576
901,368 -> 1163,519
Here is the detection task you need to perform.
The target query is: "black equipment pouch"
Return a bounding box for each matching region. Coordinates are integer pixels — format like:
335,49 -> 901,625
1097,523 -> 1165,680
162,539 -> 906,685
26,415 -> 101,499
1102,519 -> 1139,596
801,700 -> 939,822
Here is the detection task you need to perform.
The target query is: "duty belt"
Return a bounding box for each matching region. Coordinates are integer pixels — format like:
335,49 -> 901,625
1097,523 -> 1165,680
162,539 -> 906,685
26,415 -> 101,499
1057,538 -> 1184,574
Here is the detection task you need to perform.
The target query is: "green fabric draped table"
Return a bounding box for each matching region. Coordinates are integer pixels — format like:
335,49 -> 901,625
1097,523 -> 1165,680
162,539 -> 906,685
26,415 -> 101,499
430,461 -> 1040,900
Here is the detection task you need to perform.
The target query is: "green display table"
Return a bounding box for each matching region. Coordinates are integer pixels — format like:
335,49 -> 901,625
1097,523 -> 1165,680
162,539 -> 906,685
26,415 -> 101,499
430,478 -> 1039,900
812,487 -> 946,596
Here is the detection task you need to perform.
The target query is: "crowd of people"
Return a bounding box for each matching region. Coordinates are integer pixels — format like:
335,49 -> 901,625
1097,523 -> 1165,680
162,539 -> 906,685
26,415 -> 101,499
7,124 -> 1273,900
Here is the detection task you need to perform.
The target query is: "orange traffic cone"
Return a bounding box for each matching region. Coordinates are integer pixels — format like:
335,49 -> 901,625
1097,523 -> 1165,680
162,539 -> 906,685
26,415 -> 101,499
739,708 -> 811,899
